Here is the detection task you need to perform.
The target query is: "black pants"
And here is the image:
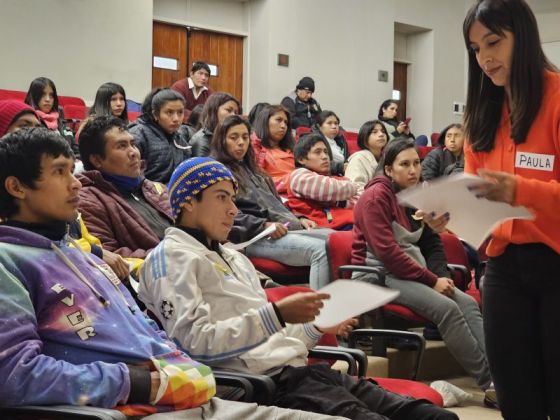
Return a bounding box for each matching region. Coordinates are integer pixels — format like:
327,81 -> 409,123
273,364 -> 457,420
483,243 -> 560,420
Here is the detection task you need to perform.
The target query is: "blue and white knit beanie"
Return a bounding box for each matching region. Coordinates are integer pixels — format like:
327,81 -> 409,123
168,157 -> 237,219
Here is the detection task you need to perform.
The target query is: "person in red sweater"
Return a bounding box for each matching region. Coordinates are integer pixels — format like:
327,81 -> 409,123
288,133 -> 359,230
351,138 -> 492,397
171,61 -> 214,120
463,1 -> 560,417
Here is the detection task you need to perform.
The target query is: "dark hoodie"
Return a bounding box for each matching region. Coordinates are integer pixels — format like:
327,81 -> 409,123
351,176 -> 449,287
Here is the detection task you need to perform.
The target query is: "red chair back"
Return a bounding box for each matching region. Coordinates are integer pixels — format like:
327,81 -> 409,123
327,231 -> 354,280
416,146 -> 435,160
295,126 -> 311,141
0,89 -> 26,101
430,132 -> 440,146
128,111 -> 140,122
249,257 -> 310,285
59,95 -> 86,107
342,131 -> 360,155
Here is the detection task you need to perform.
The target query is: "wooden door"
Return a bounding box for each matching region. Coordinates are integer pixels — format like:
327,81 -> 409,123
393,62 -> 409,121
188,30 -> 244,103
152,22 -> 188,89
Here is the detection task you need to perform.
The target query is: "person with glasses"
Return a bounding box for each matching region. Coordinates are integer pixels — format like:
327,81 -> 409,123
281,77 -> 322,130
128,88 -> 191,184
77,116 -> 174,260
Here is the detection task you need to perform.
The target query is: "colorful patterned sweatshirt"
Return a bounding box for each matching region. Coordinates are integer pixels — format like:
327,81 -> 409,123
0,225 -> 215,410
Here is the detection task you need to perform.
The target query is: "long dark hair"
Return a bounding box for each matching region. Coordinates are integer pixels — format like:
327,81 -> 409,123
374,138 -> 417,178
210,115 -> 261,187
200,92 -> 240,133
89,82 -> 128,122
463,0 -> 556,152
357,120 -> 389,150
377,99 -> 398,121
24,77 -> 59,113
436,123 -> 463,149
253,104 -> 294,151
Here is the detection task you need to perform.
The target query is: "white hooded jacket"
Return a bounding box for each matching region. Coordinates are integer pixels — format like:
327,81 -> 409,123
139,227 -> 322,375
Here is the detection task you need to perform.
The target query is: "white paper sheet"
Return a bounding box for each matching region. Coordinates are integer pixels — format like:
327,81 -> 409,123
314,280 -> 399,328
396,173 -> 534,248
223,224 -> 278,251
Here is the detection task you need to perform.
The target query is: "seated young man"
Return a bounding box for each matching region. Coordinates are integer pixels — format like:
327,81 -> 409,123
0,128 -> 342,420
77,116 -> 174,259
288,134 -> 360,230
139,157 -> 458,420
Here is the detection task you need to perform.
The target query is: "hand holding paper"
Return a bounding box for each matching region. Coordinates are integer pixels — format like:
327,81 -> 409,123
396,174 -> 533,248
313,280 -> 399,329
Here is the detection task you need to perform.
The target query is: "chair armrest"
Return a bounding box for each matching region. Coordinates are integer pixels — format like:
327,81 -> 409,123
338,265 -> 386,282
0,405 -> 126,419
311,345 -> 368,377
212,369 -> 276,405
214,371 -> 255,402
448,263 -> 468,291
348,329 -> 426,380
308,345 -> 360,376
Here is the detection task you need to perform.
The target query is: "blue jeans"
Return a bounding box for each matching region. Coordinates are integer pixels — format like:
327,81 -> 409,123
354,271 -> 491,389
246,229 -> 332,290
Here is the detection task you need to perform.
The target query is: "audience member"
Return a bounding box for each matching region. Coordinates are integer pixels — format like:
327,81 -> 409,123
171,61 -> 214,119
24,76 -> 79,156
247,101 -> 270,127
281,77 -> 322,129
377,99 -> 414,141
128,88 -> 191,184
190,92 -> 240,157
139,156 -> 458,420
422,124 -> 465,181
351,138 -> 493,398
251,104 -> 295,194
78,116 -> 173,259
308,110 -> 349,175
288,134 -> 358,230
88,82 -> 129,123
0,127 -> 335,420
345,120 -> 388,188
0,100 -> 40,137
463,0 -> 560,415
211,115 -> 333,290
184,103 -> 204,138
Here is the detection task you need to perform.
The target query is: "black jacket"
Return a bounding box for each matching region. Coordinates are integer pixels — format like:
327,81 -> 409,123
189,127 -> 213,157
421,148 -> 464,181
128,114 -> 191,184
281,91 -> 322,129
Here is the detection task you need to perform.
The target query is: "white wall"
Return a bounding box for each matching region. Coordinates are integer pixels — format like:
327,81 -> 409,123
536,12 -> 560,66
0,0 -> 153,104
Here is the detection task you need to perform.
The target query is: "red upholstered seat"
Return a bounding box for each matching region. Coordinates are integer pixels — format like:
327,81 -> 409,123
430,132 -> 440,146
295,126 -> 311,141
249,257 -> 310,285
128,111 -> 140,122
416,145 -> 436,160
58,95 -> 86,107
342,131 -> 360,155
0,89 -> 26,101
375,377 -> 444,407
264,286 -> 443,407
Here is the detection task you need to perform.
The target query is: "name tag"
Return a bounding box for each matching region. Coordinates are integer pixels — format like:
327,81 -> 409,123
97,263 -> 121,286
515,152 -> 555,172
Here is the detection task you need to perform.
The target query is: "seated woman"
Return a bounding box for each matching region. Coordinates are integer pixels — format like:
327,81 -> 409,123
288,134 -> 359,230
24,76 -> 78,156
211,114 -> 332,290
377,99 -> 414,142
422,123 -> 465,181
251,104 -> 295,194
128,88 -> 191,184
190,92 -> 240,157
351,138 -> 492,394
345,119 -> 388,188
307,110 -> 349,175
88,82 -> 129,123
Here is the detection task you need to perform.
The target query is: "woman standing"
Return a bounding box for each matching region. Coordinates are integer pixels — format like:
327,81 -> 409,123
463,0 -> 560,417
